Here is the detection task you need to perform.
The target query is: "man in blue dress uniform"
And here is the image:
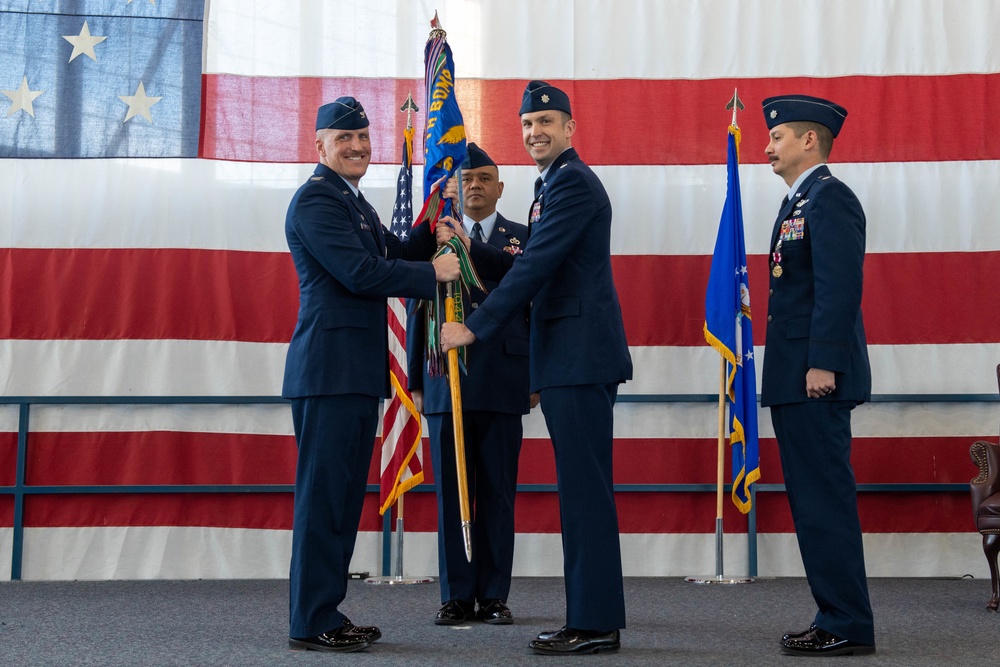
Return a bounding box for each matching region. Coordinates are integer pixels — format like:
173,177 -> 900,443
407,143 -> 532,626
441,81 -> 632,655
282,97 -> 460,653
760,94 -> 876,657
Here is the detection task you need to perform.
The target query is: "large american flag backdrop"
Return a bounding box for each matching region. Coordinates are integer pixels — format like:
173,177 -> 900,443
1,0 -> 997,580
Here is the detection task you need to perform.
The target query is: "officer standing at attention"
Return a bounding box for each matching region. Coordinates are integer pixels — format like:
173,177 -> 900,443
408,143 -> 532,627
760,94 -> 876,657
283,97 -> 459,653
441,81 -> 632,655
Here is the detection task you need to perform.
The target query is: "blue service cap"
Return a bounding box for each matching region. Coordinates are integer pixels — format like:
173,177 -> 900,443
461,142 -> 496,169
762,94 -> 847,137
316,96 -> 369,131
518,80 -> 571,117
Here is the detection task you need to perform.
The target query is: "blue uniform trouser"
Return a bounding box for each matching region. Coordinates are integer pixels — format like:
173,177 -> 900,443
540,383 -> 626,632
428,410 -> 522,605
771,400 -> 875,645
288,394 -> 378,638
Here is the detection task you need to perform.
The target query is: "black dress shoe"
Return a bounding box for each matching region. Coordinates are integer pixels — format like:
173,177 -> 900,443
529,628 -> 621,655
781,627 -> 875,656
434,599 -> 475,625
288,626 -> 371,652
535,625 -> 567,641
342,618 -> 381,642
781,623 -> 816,643
477,599 -> 513,624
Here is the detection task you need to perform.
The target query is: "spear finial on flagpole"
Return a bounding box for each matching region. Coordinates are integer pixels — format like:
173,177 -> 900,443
429,10 -> 446,39
726,88 -> 745,161
400,92 -> 418,132
726,88 -> 745,129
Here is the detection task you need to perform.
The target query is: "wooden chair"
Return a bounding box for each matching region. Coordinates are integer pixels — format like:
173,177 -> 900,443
969,363 -> 1000,611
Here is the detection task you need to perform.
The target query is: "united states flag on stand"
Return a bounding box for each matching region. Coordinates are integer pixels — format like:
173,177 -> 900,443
378,122 -> 424,515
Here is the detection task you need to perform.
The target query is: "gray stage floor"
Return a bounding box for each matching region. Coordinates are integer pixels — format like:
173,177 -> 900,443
0,576 -> 995,666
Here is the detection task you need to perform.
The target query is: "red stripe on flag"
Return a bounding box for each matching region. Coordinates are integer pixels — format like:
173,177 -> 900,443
614,251 -> 1000,346
6,248 -> 999,346
367,489 -> 974,534
2,248 -> 297,342
24,432 -> 295,486
0,432 -> 16,486
22,493 -> 294,529
15,433 -> 983,489
7,430 -> 981,531
201,73 -> 1000,165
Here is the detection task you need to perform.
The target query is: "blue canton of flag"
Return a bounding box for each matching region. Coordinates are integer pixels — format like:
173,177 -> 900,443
0,0 -> 203,158
390,127 -> 415,238
704,126 -> 760,514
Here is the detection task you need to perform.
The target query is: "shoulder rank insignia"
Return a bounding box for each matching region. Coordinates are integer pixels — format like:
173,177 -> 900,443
310,176 -> 324,181
819,175 -> 831,180
559,163 -> 567,169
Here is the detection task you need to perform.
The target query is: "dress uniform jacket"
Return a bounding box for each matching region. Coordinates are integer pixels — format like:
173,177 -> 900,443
283,163 -> 438,400
406,213 -> 530,606
760,165 -> 870,407
466,148 -> 632,391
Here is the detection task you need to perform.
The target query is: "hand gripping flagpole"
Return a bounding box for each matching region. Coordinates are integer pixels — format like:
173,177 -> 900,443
687,89 -> 753,585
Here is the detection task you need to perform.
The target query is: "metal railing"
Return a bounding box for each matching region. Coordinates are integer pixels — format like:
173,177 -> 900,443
2,394 -> 991,580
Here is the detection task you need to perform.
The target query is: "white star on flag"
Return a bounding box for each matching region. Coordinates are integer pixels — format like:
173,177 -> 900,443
2,77 -> 44,117
63,21 -> 107,63
119,81 -> 162,123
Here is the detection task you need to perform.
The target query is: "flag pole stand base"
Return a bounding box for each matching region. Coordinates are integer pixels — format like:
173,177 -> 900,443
365,512 -> 433,584
684,575 -> 754,585
684,518 -> 754,583
364,575 -> 434,585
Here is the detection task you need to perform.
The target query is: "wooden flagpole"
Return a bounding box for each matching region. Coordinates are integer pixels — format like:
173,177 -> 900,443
685,89 -> 754,585
445,282 -> 474,561
715,356 -> 727,576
